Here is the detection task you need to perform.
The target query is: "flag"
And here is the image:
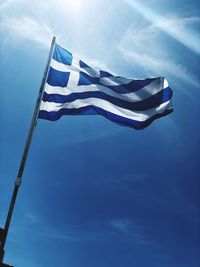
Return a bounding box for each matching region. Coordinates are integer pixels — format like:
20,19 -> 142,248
39,44 -> 173,129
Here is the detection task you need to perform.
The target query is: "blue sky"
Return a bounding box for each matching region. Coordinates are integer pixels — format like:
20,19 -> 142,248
0,0 -> 200,266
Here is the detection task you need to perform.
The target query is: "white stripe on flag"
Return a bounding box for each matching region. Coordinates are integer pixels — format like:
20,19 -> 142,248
44,78 -> 167,102
40,98 -> 172,122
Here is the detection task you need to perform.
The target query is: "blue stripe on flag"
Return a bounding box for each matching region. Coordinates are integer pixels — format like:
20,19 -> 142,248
100,70 -> 113,77
79,60 -> 91,69
47,67 -> 70,87
78,71 -> 158,93
42,87 -> 173,111
78,71 -> 99,85
39,106 -> 173,130
53,44 -> 72,65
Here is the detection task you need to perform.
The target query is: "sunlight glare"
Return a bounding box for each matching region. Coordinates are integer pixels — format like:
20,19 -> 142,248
68,0 -> 83,10
57,0 -> 84,19
125,0 -> 200,54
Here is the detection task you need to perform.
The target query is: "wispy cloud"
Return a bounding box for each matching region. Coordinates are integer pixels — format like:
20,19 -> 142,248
25,212 -> 39,225
0,0 -> 18,10
124,0 -> 200,54
89,218 -> 151,244
118,22 -> 199,89
110,218 -> 132,232
59,218 -> 148,243
1,16 -> 54,47
14,214 -> 148,244
41,227 -> 80,242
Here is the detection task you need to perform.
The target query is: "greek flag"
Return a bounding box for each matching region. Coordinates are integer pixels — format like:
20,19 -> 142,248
39,44 -> 173,129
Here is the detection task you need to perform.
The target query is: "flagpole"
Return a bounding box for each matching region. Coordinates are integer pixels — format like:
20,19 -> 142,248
0,36 -> 56,264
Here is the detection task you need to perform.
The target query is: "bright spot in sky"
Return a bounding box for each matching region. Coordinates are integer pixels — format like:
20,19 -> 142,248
56,0 -> 84,20
58,0 -> 83,12
68,0 -> 83,9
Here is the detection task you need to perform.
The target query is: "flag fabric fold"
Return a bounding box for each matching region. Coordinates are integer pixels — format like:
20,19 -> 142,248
39,44 -> 173,129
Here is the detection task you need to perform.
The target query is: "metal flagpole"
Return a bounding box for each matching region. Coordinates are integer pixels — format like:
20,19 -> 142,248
0,36 -> 56,265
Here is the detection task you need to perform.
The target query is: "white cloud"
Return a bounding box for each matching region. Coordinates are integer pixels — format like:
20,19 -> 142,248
118,23 -> 199,89
154,16 -> 200,55
25,212 -> 39,225
124,0 -> 200,54
0,0 -> 17,10
1,16 -> 54,47
110,219 -> 132,232
42,228 -> 80,242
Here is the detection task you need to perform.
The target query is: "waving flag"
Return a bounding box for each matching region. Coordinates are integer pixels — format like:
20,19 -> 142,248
39,44 -> 173,129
